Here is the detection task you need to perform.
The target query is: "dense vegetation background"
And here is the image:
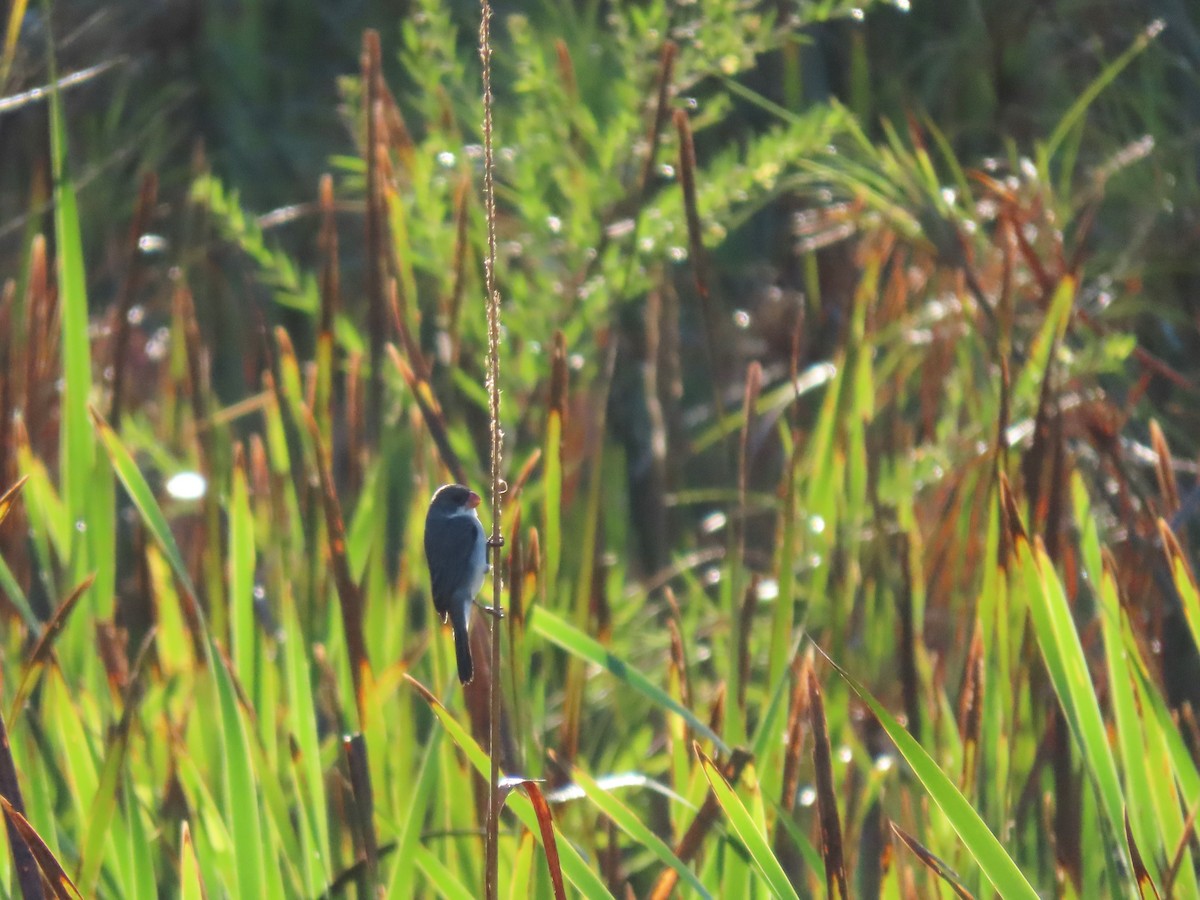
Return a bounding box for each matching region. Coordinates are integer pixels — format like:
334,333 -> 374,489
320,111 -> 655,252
1,0 -> 1200,897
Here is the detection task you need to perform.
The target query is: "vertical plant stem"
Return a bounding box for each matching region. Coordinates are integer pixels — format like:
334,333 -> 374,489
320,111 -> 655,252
479,2 -> 504,898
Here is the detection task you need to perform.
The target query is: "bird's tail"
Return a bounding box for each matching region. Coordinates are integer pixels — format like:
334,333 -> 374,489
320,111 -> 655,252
451,608 -> 473,684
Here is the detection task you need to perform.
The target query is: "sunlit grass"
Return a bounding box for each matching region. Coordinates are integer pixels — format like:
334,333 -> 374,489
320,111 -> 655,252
0,2 -> 1197,898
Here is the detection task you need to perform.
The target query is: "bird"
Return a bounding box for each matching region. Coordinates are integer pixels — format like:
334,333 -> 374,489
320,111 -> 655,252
424,483 -> 488,684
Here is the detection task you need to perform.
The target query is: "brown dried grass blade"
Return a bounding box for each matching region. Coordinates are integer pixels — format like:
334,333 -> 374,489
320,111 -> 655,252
519,781 -> 567,900
303,408 -> 371,728
385,344 -> 466,485
8,574 -> 95,720
1162,791 -> 1200,896
673,108 -> 725,413
957,618 -> 984,789
343,734 -> 380,893
1125,810 -> 1162,899
638,43 -> 677,199
0,474 -> 28,529
1149,420 -> 1179,515
0,796 -> 82,900
362,29 -> 388,443
889,821 -> 975,899
0,705 -> 44,900
808,666 -> 849,899
774,653 -> 811,883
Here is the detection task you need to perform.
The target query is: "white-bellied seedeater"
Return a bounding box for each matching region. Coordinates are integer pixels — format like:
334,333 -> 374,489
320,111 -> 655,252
423,483 -> 488,684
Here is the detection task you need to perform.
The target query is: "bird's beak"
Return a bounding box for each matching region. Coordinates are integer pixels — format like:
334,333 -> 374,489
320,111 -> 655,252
467,491 -> 482,509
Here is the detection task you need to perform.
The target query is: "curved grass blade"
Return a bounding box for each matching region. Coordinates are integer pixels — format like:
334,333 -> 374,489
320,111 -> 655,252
1158,519 -> 1200,659
0,475 -> 28,528
890,821 -> 975,899
76,630 -> 156,895
213,647 -> 269,899
695,744 -> 800,900
1125,812 -> 1162,900
818,648 -> 1040,900
46,24 -> 95,589
1010,521 -> 1125,856
647,749 -> 754,900
91,408 -> 201,618
569,763 -> 710,899
1042,20 -> 1163,169
0,797 -> 83,900
7,574 -> 94,721
519,782 -> 567,900
807,669 -> 848,899
0,706 -> 42,900
529,606 -> 729,754
414,845 -> 475,900
405,675 -> 609,899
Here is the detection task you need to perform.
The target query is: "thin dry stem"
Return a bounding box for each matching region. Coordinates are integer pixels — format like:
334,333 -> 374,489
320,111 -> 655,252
479,2 -> 504,898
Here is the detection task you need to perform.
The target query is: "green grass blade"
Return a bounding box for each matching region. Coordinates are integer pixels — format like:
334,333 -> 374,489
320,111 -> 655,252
407,676 -> 612,899
696,746 -> 800,900
1014,531 -> 1126,859
1042,21 -> 1163,170
213,648 -> 269,899
822,650 -> 1041,900
569,763 -> 711,899
414,844 -> 476,900
529,606 -> 729,754
46,23 -> 96,589
92,410 -> 203,625
229,460 -> 256,689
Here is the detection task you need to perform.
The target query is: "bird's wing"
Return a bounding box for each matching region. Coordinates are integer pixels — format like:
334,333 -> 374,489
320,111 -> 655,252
425,513 -> 484,615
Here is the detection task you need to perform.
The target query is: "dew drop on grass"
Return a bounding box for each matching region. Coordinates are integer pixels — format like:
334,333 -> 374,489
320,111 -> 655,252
606,218 -> 635,238
546,215 -> 562,234
756,578 -> 779,601
437,151 -> 456,168
145,327 -> 170,361
137,234 -> 167,254
126,304 -> 145,325
875,754 -> 895,772
658,163 -> 675,179
75,520 -> 87,533
702,567 -> 721,586
798,786 -> 817,807
166,471 -> 207,501
669,246 -> 687,261
837,745 -> 852,764
701,511 -> 727,534
733,309 -> 751,329
808,514 -> 826,534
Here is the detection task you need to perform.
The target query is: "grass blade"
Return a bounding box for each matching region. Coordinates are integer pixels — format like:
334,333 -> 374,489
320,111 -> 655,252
819,648 -> 1040,900
529,606 -> 729,754
695,744 -> 800,900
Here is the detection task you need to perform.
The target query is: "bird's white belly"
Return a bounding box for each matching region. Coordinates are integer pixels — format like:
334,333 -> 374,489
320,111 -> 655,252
468,522 -> 487,598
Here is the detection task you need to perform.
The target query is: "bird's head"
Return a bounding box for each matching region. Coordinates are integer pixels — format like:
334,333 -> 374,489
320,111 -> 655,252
430,483 -> 481,513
